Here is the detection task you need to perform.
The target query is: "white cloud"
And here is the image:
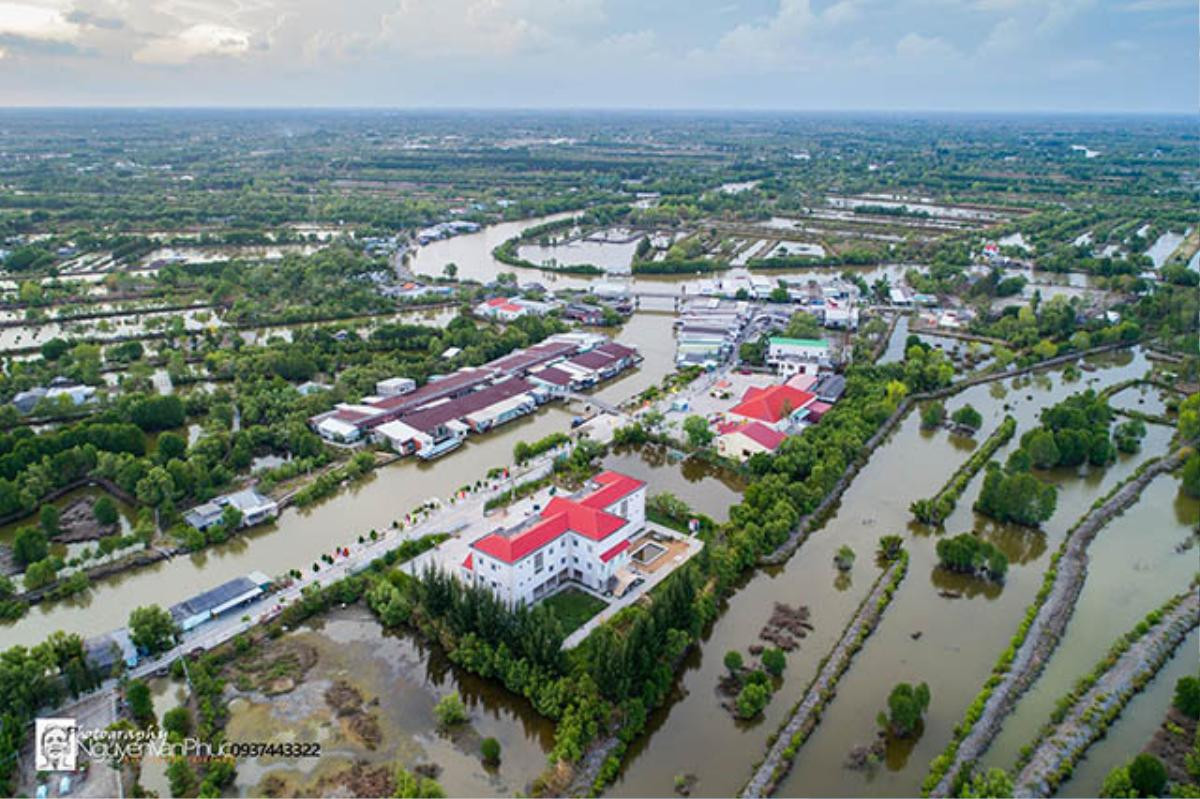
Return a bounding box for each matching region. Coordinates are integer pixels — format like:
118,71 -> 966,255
0,1 -> 78,41
895,31 -> 959,60
133,22 -> 250,64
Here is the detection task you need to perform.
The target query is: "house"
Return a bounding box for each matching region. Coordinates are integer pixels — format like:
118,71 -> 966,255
85,629 -> 138,676
563,302 -> 605,325
10,387 -> 47,414
812,374 -> 847,403
766,337 -> 830,377
728,384 -> 817,428
464,471 -> 646,605
168,571 -> 271,633
376,377 -> 416,397
184,489 -> 279,532
716,421 -> 787,461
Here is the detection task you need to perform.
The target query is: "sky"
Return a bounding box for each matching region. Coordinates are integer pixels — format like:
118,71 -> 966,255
0,0 -> 1194,111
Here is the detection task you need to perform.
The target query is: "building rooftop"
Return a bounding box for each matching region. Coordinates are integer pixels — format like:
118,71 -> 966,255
471,470 -> 644,565
730,384 -> 817,423
769,337 -> 829,349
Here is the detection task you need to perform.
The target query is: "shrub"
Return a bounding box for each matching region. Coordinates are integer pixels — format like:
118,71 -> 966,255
434,693 -> 468,726
762,648 -> 786,677
1174,675 -> 1200,719
481,736 -> 501,765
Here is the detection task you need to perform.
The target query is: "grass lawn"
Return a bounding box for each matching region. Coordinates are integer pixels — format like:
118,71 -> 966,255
542,588 -> 608,634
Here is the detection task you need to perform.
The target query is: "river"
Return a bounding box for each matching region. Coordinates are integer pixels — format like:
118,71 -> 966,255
407,212 -> 941,295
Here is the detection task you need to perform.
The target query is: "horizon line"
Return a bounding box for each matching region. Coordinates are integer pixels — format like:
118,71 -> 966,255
0,104 -> 1194,117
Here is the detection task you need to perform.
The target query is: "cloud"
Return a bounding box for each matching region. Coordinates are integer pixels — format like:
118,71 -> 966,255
895,31 -> 959,61
0,2 -> 78,41
133,23 -> 251,64
63,8 -> 122,29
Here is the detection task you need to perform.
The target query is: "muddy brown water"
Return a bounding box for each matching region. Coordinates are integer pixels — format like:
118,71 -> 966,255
213,606 -> 553,798
608,348 -> 1190,798
601,445 -> 746,523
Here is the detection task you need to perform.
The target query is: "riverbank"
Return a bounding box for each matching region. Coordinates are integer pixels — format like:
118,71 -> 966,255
741,550 -> 910,797
925,444 -> 1194,796
1010,589 -> 1199,797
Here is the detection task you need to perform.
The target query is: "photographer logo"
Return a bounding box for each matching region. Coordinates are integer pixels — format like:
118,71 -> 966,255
35,718 -> 77,772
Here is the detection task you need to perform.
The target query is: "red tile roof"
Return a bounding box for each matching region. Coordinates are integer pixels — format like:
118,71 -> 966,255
462,553 -> 473,570
729,384 -> 816,423
599,538 -> 630,563
579,471 -> 645,510
486,297 -> 508,307
499,303 -> 524,313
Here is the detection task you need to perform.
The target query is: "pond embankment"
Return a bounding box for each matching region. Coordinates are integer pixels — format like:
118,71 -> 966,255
741,551 -> 909,798
926,445 -> 1193,796
1011,589 -> 1199,798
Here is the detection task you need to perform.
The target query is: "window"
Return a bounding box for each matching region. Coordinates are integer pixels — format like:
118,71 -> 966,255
534,552 -> 544,573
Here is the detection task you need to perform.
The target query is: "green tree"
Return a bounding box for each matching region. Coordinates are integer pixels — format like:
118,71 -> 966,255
1181,454 -> 1200,499
128,605 -> 179,656
394,767 -> 446,798
166,756 -> 197,798
1101,764 -> 1135,798
961,767 -> 1014,798
920,401 -> 946,430
433,693 -> 468,726
12,526 -> 49,567
23,558 -> 57,590
877,535 -> 904,562
1174,674 -> 1200,719
1128,753 -> 1167,797
735,682 -> 771,719
761,648 -> 786,677
38,505 -> 60,536
156,431 -> 188,463
683,416 -> 713,448
93,496 -> 120,526
443,262 -> 458,279
879,681 -> 930,737
125,679 -> 155,726
951,404 -> 983,432
834,545 -> 855,571
724,650 -> 744,675
481,736 -> 501,765
162,706 -> 192,739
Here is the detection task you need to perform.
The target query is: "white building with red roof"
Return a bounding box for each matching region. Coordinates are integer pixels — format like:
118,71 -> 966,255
462,470 -> 646,605
715,420 -> 788,461
727,383 -> 817,429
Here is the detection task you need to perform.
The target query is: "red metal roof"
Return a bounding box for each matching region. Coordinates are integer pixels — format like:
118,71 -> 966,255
486,297 -> 508,307
462,553 -> 473,570
499,303 -> 524,313
472,471 -> 638,564
737,421 -> 787,450
580,471 -> 646,510
729,384 -> 816,424
599,538 -> 630,563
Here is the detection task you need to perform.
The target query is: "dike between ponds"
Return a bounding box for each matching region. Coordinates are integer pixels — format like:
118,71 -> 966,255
925,443 -> 1194,797
1011,588 -> 1199,797
741,551 -> 910,798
